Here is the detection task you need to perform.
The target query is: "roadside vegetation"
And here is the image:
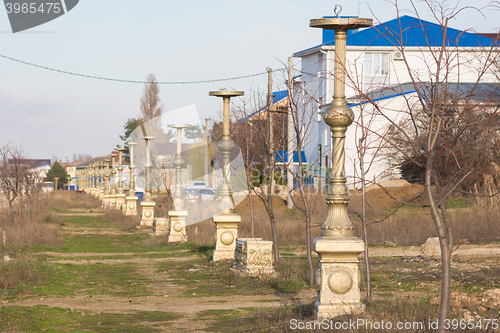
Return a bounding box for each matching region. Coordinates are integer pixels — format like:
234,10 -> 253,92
1,190 -> 500,332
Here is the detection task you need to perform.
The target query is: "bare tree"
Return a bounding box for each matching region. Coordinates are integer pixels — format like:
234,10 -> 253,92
232,88 -> 288,262
283,63 -> 325,286
345,2 -> 500,330
0,144 -> 28,226
23,164 -> 44,221
138,73 -> 163,138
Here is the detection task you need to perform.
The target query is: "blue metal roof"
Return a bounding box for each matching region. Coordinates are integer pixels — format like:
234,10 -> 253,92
273,90 -> 288,104
276,150 -> 307,164
347,82 -> 500,107
296,15 -> 496,55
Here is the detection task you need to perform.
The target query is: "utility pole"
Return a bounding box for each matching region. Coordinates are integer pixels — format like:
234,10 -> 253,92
287,57 -> 294,209
204,117 -> 210,187
267,68 -> 275,195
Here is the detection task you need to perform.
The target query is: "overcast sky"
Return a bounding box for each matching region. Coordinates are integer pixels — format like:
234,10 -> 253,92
1,0 -> 499,162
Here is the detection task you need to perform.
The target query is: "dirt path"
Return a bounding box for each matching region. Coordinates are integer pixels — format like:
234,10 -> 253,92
4,211 -> 316,332
6,292 -> 315,314
6,209 -> 499,332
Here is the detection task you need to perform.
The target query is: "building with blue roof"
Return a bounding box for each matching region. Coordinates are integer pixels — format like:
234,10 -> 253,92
292,14 -> 499,187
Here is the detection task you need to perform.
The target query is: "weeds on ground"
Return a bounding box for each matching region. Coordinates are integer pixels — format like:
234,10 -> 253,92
157,255 -> 315,298
102,209 -> 140,231
0,305 -> 180,333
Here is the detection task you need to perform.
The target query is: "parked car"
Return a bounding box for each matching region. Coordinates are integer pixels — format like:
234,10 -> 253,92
190,181 -> 207,189
182,188 -> 201,203
199,188 -> 216,201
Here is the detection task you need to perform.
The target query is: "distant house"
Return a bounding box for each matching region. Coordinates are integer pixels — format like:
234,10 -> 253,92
293,14 -> 499,185
345,82 -> 500,183
7,158 -> 51,178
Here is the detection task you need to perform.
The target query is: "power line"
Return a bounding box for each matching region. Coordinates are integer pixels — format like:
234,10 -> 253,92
0,54 -> 284,84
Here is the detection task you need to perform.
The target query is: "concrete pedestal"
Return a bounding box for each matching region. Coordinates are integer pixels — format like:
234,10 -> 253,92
124,195 -> 138,216
115,193 -> 126,211
102,194 -> 110,208
109,195 -> 117,209
212,213 -> 240,261
167,210 -> 188,242
140,200 -> 156,227
231,238 -> 273,276
313,237 -> 365,320
152,217 -> 169,236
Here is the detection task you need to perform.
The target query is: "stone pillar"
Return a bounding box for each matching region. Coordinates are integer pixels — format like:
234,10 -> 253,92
116,148 -> 127,211
166,124 -> 190,242
109,153 -> 117,209
140,136 -> 155,227
98,162 -> 105,201
125,142 -> 138,216
102,158 -> 111,208
90,163 -> 97,197
209,90 -> 244,261
308,13 -> 373,320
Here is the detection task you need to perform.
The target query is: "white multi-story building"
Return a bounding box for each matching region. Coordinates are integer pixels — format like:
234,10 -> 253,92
293,15 -> 498,186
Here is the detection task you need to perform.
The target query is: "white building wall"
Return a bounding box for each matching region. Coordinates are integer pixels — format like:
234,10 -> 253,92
297,44 -> 498,187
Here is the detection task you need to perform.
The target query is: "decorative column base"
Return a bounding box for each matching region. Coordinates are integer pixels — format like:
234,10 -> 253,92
140,200 -> 156,227
167,210 -> 188,242
115,193 -> 126,211
231,238 -> 274,276
109,195 -> 117,209
152,217 -> 169,236
212,213 -> 240,261
313,237 -> 365,320
102,194 -> 110,208
124,195 -> 138,216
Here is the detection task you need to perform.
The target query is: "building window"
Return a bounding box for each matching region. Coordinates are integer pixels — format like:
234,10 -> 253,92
365,52 -> 389,75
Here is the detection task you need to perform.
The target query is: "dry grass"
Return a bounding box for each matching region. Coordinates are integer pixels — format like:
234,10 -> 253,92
189,183 -> 500,248
102,209 -> 140,231
0,220 -> 60,248
0,252 -> 44,290
0,191 -> 101,249
47,191 -> 101,210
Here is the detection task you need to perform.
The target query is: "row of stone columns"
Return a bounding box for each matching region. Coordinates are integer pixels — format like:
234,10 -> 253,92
81,147 -> 137,215
78,40 -> 367,319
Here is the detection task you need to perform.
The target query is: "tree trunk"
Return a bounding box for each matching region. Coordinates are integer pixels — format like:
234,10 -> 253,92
266,195 -> 279,262
361,181 -> 372,301
18,194 -> 22,224
425,156 -> 451,333
298,178 -> 314,286
359,142 -> 372,301
249,188 -> 254,238
8,200 -> 14,226
27,195 -> 31,222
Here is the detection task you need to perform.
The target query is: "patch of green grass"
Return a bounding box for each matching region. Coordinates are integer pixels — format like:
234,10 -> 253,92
157,256 -> 313,298
198,305 -> 313,333
0,254 -> 65,299
34,262 -> 154,297
197,309 -> 242,321
445,197 -> 469,208
49,206 -> 65,213
255,298 -> 281,303
62,215 -> 114,228
0,305 -> 180,332
57,233 -> 148,253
